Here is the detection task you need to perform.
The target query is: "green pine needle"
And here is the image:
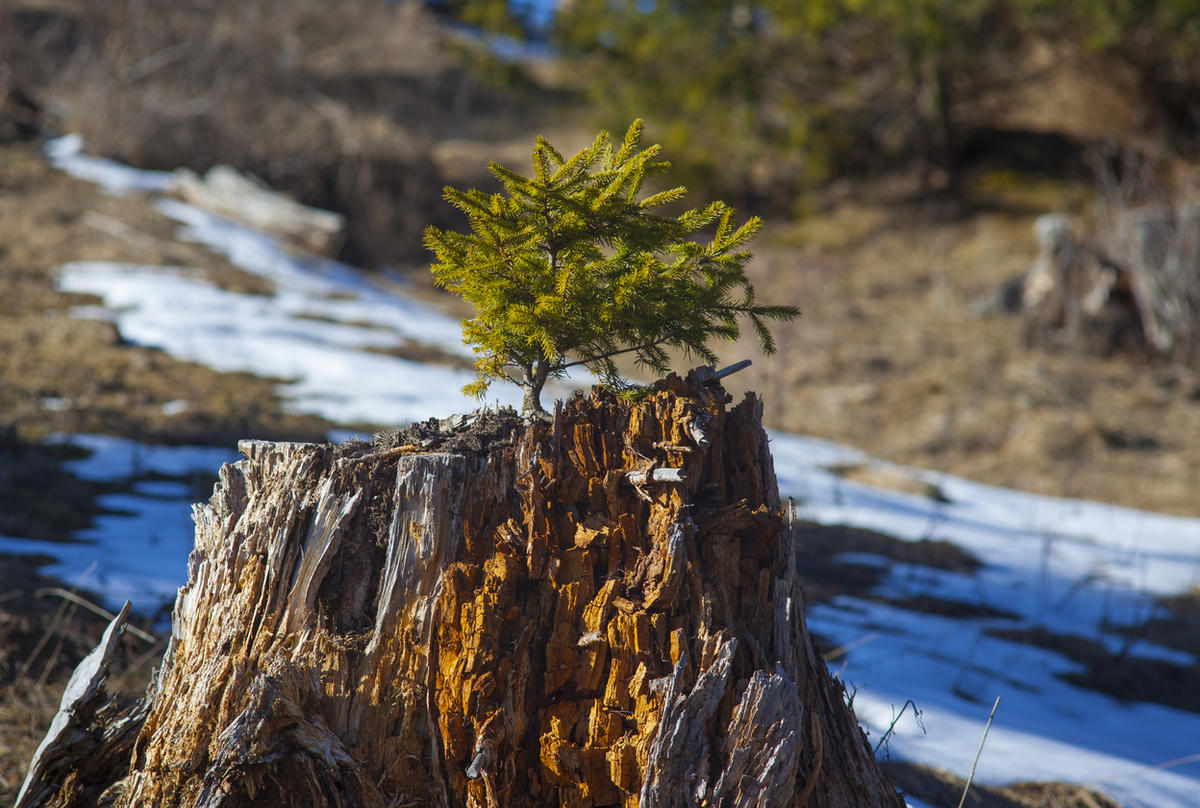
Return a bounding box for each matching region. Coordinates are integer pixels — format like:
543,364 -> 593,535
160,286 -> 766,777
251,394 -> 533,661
426,119 -> 801,414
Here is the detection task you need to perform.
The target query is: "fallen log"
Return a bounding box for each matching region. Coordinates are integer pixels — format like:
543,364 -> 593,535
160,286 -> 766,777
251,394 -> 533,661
18,371 -> 904,807
979,211 -> 1199,360
169,165 -> 346,256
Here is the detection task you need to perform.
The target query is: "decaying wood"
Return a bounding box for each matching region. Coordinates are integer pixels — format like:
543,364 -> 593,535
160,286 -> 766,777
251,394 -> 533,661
20,372 -> 904,807
694,359 -> 752,385
1103,204 -> 1200,359
987,211 -> 1199,359
624,467 -> 687,486
1018,214 -> 1142,351
169,165 -> 346,255
16,603 -> 146,808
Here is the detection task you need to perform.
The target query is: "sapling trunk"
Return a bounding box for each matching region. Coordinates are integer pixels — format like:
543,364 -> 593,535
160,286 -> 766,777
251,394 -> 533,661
522,381 -> 546,416
521,351 -> 552,416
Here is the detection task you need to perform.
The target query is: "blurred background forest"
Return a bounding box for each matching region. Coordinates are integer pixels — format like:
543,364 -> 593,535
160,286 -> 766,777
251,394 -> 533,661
2,0 -> 1200,513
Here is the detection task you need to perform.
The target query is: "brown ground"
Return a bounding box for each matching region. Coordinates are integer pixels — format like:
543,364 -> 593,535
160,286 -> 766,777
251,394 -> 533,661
14,0 -> 1196,514
0,554 -> 162,799
884,761 -> 1122,808
718,174 -> 1200,517
0,141 -> 334,447
9,134 -> 1197,520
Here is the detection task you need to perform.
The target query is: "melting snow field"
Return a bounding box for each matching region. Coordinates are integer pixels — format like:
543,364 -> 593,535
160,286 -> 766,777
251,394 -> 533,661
50,140 -> 525,423
9,136 -> 1199,807
0,435 -> 237,609
775,433 -> 1200,807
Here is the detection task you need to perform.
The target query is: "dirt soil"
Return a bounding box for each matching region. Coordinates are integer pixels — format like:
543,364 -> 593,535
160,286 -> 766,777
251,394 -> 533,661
716,172 -> 1200,517
337,407 -> 526,460
883,761 -> 1122,808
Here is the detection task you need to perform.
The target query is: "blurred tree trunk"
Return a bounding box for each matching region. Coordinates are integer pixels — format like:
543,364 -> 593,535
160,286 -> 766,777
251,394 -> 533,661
19,373 -> 904,808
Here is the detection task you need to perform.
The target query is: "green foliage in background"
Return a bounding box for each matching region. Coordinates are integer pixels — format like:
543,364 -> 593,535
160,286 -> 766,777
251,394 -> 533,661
450,0 -> 1200,207
439,0 -> 532,39
553,0 -> 842,207
552,0 -> 1026,201
424,120 -> 799,415
1055,0 -> 1200,50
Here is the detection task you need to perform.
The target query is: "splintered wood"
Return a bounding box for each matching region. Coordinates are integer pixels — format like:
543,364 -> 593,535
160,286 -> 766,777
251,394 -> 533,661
19,372 -> 904,808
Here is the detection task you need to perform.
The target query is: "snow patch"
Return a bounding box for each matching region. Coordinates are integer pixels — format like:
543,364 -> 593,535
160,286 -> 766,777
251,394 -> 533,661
57,260 -> 522,424
45,135 -> 174,195
0,435 -> 237,608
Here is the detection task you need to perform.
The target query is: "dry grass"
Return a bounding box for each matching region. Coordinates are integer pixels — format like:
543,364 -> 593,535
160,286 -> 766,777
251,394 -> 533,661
0,678 -> 59,801
884,761 -> 1122,808
2,3 -> 1198,799
711,171 -> 1200,516
8,0 -> 1197,516
0,555 -> 161,804
6,0 -> 559,269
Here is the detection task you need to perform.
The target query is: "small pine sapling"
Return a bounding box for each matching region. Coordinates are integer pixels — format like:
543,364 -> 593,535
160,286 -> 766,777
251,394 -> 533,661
424,119 -> 799,415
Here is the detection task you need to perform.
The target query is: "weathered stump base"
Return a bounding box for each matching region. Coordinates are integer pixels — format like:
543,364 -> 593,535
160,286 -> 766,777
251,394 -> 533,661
19,372 -> 903,808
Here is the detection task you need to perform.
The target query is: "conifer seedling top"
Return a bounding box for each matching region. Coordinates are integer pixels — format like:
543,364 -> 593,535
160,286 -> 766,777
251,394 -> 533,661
424,119 -> 799,416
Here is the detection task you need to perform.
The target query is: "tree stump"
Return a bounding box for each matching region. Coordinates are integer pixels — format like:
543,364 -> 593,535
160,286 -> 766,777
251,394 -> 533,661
19,372 -> 904,807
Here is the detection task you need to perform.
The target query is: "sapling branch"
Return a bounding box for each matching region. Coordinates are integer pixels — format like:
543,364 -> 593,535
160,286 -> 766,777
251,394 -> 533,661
555,340 -> 663,373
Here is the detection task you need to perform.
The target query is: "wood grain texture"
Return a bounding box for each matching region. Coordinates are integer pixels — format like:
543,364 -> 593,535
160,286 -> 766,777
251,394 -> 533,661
15,604 -> 144,808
